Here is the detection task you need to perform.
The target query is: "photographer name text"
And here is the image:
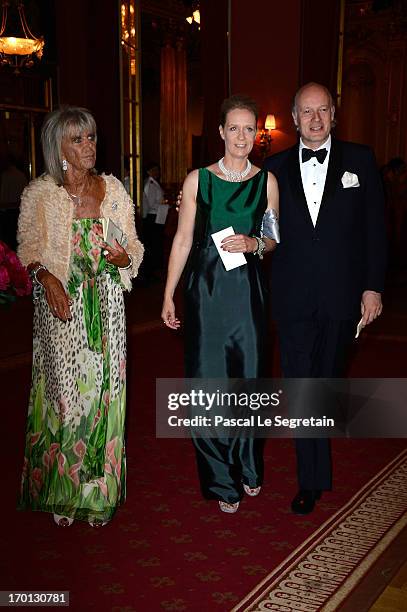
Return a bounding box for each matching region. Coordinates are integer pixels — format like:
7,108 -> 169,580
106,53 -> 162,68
167,415 -> 335,429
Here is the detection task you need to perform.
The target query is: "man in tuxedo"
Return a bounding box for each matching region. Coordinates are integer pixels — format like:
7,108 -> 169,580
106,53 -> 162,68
264,82 -> 386,514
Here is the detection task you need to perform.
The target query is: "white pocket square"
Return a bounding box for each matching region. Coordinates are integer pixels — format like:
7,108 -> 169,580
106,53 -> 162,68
341,171 -> 360,188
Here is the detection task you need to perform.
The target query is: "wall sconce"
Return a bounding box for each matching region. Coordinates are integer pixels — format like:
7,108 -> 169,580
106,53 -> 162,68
258,113 -> 276,157
186,9 -> 200,25
186,3 -> 200,29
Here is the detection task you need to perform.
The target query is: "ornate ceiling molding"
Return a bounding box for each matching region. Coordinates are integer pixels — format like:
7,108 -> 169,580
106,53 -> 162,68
345,0 -> 407,39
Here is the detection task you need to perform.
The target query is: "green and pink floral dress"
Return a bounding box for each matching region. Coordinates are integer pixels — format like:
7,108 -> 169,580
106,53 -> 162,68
19,219 -> 127,523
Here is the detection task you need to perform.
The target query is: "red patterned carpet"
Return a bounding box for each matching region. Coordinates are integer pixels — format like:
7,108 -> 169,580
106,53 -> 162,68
233,449 -> 407,611
1,283 -> 407,611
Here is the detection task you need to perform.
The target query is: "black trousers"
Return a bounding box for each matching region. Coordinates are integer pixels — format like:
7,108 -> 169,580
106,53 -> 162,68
141,214 -> 165,278
277,315 -> 357,491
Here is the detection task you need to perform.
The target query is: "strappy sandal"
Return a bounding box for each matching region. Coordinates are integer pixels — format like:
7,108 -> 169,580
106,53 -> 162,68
88,518 -> 109,528
218,500 -> 240,513
53,513 -> 74,527
243,484 -> 261,497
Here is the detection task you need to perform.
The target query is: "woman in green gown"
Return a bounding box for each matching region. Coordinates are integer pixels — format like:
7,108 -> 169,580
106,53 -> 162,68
162,95 -> 279,513
17,107 -> 143,527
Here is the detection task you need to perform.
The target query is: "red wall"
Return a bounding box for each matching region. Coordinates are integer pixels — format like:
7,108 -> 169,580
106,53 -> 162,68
230,0 -> 302,153
299,0 -> 341,98
199,0 -> 229,165
55,0 -> 121,178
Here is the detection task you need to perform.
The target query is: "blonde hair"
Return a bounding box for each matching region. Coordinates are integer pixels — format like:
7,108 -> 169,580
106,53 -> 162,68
41,106 -> 97,184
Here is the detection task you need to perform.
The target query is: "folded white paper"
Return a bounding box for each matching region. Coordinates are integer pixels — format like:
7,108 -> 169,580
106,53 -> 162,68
155,203 -> 169,225
355,316 -> 364,339
211,226 -> 247,271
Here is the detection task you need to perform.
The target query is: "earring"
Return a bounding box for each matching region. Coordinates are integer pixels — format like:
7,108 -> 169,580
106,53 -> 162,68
62,159 -> 68,171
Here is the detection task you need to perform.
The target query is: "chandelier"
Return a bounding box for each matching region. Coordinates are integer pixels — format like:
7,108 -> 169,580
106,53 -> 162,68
0,0 -> 45,72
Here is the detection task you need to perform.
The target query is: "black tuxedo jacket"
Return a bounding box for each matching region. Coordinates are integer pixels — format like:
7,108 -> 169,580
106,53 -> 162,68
264,138 -> 387,321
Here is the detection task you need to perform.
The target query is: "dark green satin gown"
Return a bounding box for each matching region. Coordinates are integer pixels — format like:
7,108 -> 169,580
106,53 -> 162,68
184,168 -> 268,503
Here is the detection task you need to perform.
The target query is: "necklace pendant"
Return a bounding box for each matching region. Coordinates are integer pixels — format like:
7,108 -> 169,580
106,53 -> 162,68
65,175 -> 90,206
69,193 -> 81,206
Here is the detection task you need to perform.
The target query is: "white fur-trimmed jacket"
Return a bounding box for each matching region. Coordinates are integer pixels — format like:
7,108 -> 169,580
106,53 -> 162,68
17,173 -> 144,291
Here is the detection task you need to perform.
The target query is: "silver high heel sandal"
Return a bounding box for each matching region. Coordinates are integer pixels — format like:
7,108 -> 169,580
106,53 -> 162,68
88,518 -> 109,527
218,500 -> 240,513
243,484 -> 261,497
53,513 -> 74,527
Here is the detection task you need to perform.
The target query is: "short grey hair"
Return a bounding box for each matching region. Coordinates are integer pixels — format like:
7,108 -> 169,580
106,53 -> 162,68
41,106 -> 97,185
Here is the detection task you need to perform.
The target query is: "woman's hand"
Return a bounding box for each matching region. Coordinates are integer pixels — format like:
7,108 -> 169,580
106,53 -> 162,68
161,296 -> 181,330
103,240 -> 131,268
221,234 -> 257,253
38,270 -> 72,321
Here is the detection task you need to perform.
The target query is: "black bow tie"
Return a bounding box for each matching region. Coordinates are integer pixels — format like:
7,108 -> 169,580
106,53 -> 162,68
301,148 -> 328,164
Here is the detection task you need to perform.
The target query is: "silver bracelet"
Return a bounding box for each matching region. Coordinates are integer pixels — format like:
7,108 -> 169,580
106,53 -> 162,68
253,236 -> 266,260
30,264 -> 48,286
121,254 -> 133,270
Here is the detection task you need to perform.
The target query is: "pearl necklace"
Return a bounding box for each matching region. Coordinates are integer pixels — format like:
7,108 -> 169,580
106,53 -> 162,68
218,157 -> 251,182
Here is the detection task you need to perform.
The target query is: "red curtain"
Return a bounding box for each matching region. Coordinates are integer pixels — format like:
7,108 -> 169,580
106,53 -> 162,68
160,36 -> 187,185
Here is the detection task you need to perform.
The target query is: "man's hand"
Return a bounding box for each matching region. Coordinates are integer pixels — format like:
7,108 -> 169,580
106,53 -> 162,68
361,290 -> 383,326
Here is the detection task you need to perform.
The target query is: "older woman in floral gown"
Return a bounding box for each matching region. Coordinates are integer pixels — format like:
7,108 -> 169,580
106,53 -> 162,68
17,107 -> 143,527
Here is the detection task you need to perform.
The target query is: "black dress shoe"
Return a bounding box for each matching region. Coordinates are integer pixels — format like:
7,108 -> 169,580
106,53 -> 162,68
291,489 -> 322,515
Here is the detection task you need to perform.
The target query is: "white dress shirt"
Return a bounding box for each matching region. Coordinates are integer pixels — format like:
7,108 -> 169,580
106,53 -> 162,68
299,135 -> 331,227
142,176 -> 169,225
142,176 -> 164,217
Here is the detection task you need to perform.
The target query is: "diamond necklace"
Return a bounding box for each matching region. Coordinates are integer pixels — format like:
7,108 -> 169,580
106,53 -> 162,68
218,157 -> 251,182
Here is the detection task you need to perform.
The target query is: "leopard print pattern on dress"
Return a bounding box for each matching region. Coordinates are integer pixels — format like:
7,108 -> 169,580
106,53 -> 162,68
31,274 -> 125,430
